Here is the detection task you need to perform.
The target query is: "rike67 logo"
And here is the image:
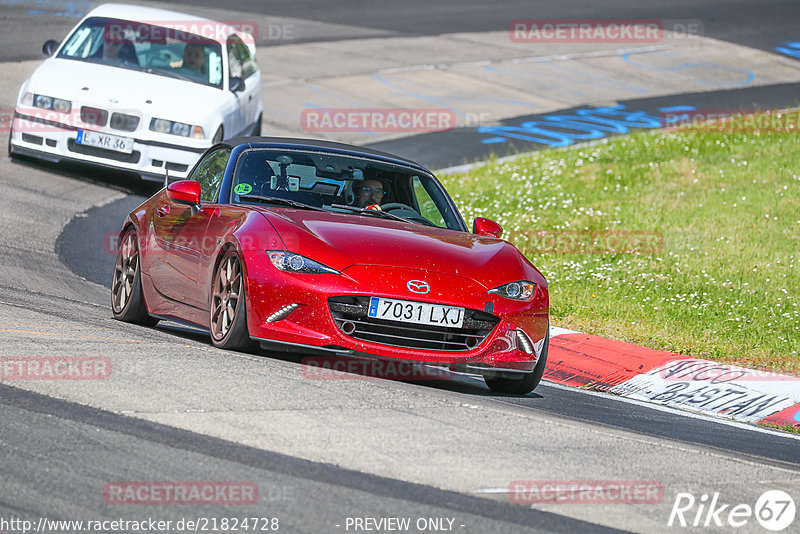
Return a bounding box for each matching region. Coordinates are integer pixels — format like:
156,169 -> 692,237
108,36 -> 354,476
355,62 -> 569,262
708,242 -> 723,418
668,490 -> 795,531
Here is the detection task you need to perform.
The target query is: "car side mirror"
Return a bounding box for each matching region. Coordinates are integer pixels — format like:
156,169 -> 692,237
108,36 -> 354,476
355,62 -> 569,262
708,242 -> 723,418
167,180 -> 201,207
473,217 -> 503,238
42,40 -> 59,56
230,76 -> 245,92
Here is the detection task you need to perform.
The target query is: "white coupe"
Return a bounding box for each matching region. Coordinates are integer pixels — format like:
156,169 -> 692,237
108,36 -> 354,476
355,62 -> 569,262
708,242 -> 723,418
8,3 -> 263,180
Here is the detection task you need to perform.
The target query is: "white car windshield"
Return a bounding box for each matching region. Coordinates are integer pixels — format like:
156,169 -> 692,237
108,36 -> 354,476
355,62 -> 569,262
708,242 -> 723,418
57,16 -> 224,89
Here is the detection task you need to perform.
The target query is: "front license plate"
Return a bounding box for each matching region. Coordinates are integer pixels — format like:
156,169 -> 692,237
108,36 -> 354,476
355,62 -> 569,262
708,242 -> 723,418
76,130 -> 134,154
368,297 -> 464,328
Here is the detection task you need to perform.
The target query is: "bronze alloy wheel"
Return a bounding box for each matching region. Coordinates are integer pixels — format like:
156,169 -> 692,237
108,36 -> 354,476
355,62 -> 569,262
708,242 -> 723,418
210,251 -> 252,350
112,231 -> 139,314
111,229 -> 156,325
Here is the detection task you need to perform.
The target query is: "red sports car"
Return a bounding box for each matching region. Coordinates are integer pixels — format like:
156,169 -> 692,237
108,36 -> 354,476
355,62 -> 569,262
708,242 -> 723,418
111,138 -> 549,393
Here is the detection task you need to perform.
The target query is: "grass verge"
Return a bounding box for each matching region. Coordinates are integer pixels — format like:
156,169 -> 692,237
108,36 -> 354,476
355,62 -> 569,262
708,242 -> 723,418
758,422 -> 800,434
442,110 -> 800,375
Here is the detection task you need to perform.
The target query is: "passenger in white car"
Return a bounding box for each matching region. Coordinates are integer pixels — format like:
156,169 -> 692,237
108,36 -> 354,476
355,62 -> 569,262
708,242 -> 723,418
97,33 -> 137,66
181,44 -> 207,74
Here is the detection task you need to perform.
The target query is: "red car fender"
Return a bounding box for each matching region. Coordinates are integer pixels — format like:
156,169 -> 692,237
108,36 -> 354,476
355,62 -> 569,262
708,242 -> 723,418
201,210 -> 284,313
119,192 -> 164,276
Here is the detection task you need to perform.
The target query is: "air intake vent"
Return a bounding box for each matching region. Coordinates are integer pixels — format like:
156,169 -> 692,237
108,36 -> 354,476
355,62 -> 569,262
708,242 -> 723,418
110,112 -> 140,132
329,296 -> 498,351
80,106 -> 108,126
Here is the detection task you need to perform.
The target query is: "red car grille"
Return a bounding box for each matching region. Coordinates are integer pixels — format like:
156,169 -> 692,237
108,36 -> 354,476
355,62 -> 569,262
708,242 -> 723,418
328,296 -> 498,351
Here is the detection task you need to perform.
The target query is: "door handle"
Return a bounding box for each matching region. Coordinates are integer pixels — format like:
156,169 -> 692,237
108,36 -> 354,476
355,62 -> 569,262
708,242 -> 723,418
157,205 -> 170,217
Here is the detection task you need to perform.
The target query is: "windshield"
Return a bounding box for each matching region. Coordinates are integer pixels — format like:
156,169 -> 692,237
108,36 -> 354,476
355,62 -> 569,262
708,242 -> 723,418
57,17 -> 224,88
231,149 -> 465,231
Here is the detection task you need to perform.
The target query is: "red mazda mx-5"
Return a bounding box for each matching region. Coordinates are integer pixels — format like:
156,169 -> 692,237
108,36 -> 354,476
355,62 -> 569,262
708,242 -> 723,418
111,137 -> 549,393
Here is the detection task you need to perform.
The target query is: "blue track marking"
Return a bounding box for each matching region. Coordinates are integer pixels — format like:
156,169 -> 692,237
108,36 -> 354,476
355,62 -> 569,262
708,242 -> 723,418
539,61 -> 648,94
477,104 -> 695,146
621,50 -> 755,86
775,42 -> 800,59
482,65 -> 587,99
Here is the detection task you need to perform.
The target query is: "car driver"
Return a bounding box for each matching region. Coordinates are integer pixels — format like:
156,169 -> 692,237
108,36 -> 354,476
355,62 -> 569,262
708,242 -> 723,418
357,179 -> 386,209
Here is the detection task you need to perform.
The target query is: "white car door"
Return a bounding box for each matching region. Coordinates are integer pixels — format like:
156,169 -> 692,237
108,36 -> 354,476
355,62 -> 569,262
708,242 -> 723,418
191,41 -> 238,142
227,34 -> 261,137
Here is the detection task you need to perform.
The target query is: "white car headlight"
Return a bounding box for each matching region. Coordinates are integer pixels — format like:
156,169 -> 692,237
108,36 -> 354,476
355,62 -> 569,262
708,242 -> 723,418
171,122 -> 191,137
34,95 -> 52,109
266,251 -> 339,275
30,93 -> 71,113
150,118 -> 172,133
489,281 -> 536,300
150,118 -> 205,139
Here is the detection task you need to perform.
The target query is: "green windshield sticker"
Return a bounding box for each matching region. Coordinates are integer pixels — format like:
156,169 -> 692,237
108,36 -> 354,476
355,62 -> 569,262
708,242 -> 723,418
234,183 -> 252,195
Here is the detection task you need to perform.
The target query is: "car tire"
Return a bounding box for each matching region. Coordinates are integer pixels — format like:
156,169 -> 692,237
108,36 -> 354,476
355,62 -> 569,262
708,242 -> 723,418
7,122 -> 16,158
252,113 -> 262,136
210,250 -> 253,351
484,325 -> 549,395
111,228 -> 158,326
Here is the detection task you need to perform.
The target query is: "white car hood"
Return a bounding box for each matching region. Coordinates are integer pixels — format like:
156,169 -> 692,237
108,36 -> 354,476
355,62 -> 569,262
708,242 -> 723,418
26,57 -> 226,123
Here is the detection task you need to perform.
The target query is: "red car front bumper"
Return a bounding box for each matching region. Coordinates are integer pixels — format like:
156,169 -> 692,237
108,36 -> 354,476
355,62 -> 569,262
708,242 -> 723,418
241,252 -> 549,374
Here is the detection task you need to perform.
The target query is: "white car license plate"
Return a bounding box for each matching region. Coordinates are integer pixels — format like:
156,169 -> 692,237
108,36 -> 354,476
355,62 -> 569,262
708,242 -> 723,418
368,297 -> 464,328
76,130 -> 134,154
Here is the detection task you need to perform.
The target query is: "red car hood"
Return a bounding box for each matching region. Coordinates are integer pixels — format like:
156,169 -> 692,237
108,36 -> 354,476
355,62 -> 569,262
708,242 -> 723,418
258,209 -> 544,289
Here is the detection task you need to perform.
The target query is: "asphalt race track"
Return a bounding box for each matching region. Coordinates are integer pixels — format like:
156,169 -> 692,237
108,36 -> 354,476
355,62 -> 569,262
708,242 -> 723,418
57,194 -> 800,468
3,0 -> 799,60
1,2 -> 799,533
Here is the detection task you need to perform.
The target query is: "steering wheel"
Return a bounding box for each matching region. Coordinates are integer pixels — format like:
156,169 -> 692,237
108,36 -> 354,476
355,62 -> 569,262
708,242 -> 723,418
147,50 -> 175,69
379,203 -> 437,226
380,202 -> 417,212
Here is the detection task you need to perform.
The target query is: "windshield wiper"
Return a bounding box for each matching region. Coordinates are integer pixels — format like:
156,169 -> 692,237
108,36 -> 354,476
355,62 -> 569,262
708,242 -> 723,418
146,68 -> 195,83
329,204 -> 410,223
239,195 -> 325,211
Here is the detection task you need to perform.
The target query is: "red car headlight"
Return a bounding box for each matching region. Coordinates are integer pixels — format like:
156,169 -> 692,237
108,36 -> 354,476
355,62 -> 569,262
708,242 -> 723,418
488,281 -> 536,301
266,251 -> 339,275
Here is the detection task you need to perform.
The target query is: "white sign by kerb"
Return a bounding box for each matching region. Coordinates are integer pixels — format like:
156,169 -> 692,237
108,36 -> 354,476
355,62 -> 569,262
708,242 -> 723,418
609,359 -> 800,422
